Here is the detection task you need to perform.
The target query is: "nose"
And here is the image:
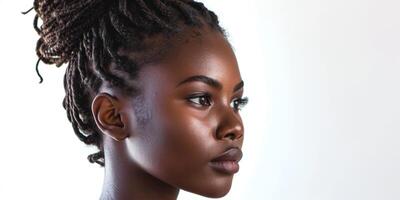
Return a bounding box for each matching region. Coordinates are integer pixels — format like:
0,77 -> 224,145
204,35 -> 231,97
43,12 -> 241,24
215,106 -> 244,141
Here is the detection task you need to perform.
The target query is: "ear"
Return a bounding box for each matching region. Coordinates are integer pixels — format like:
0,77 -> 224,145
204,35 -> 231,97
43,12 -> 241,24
91,93 -> 128,141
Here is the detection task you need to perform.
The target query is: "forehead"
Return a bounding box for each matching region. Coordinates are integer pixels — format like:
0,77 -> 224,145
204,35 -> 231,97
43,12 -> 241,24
136,28 -> 242,91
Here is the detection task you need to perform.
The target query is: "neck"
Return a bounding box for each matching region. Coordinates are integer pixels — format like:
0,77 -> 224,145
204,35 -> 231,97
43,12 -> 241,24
99,138 -> 179,200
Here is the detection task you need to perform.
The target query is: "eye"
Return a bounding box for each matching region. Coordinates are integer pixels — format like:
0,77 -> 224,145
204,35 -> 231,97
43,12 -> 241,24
186,94 -> 249,111
230,97 -> 249,111
187,94 -> 212,107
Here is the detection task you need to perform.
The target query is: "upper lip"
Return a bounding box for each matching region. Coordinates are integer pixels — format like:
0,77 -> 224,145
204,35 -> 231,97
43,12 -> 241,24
210,147 -> 243,163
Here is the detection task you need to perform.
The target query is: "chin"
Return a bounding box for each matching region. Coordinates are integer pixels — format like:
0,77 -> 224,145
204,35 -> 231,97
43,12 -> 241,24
195,177 -> 234,198
202,190 -> 230,199
201,187 -> 231,198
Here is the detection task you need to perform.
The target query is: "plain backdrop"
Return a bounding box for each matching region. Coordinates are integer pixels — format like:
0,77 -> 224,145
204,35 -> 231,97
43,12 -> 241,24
0,0 -> 399,200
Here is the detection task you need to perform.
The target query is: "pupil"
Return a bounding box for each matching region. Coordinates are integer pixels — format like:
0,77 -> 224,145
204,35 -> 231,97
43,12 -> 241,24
200,97 -> 206,105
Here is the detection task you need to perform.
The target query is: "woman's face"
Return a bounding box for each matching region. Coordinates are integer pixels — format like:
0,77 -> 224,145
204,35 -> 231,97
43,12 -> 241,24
119,28 -> 245,198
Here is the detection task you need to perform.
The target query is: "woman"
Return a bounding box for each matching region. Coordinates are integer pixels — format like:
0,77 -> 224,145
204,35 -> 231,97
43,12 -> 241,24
26,0 -> 248,199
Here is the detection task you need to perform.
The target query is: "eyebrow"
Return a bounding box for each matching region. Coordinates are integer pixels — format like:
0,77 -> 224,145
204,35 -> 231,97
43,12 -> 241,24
176,75 -> 244,92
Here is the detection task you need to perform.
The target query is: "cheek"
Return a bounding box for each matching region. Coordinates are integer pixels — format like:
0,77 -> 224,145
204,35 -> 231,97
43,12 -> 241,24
152,102 -> 235,196
125,94 -> 235,197
151,103 -> 214,175
125,97 -> 214,175
157,112 -> 235,197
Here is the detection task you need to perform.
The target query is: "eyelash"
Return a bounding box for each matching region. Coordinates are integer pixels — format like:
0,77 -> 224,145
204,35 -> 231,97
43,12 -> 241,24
186,93 -> 249,111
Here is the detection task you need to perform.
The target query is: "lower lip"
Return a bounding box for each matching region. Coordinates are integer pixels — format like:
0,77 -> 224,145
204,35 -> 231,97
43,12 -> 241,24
209,161 -> 240,174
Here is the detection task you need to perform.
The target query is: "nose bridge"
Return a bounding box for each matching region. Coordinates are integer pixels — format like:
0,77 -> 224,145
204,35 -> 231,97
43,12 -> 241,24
215,102 -> 244,141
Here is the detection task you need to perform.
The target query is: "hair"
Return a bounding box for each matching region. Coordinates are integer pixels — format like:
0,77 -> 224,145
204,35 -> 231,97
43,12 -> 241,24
24,0 -> 227,167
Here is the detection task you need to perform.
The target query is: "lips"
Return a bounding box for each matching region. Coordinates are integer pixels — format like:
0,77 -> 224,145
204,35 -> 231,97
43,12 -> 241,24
209,147 -> 243,174
211,147 -> 243,162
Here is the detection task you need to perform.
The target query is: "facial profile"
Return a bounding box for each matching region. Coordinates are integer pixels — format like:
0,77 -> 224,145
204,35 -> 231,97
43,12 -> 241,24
93,27 -> 247,198
29,0 -> 248,199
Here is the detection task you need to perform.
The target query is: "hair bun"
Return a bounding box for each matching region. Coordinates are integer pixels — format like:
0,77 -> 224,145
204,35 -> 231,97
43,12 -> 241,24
34,0 -> 113,66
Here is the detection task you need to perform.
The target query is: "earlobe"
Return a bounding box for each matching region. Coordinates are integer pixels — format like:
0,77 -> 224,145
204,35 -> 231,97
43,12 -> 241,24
91,93 -> 128,141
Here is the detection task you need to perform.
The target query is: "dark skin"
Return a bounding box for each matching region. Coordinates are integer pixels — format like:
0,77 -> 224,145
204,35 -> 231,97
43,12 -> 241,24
91,26 -> 245,200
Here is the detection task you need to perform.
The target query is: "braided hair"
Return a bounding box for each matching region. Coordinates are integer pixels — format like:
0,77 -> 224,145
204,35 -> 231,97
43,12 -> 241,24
24,0 -> 227,167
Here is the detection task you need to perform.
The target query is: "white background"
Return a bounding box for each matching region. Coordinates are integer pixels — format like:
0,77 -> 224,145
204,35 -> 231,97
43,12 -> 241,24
1,0 -> 399,199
